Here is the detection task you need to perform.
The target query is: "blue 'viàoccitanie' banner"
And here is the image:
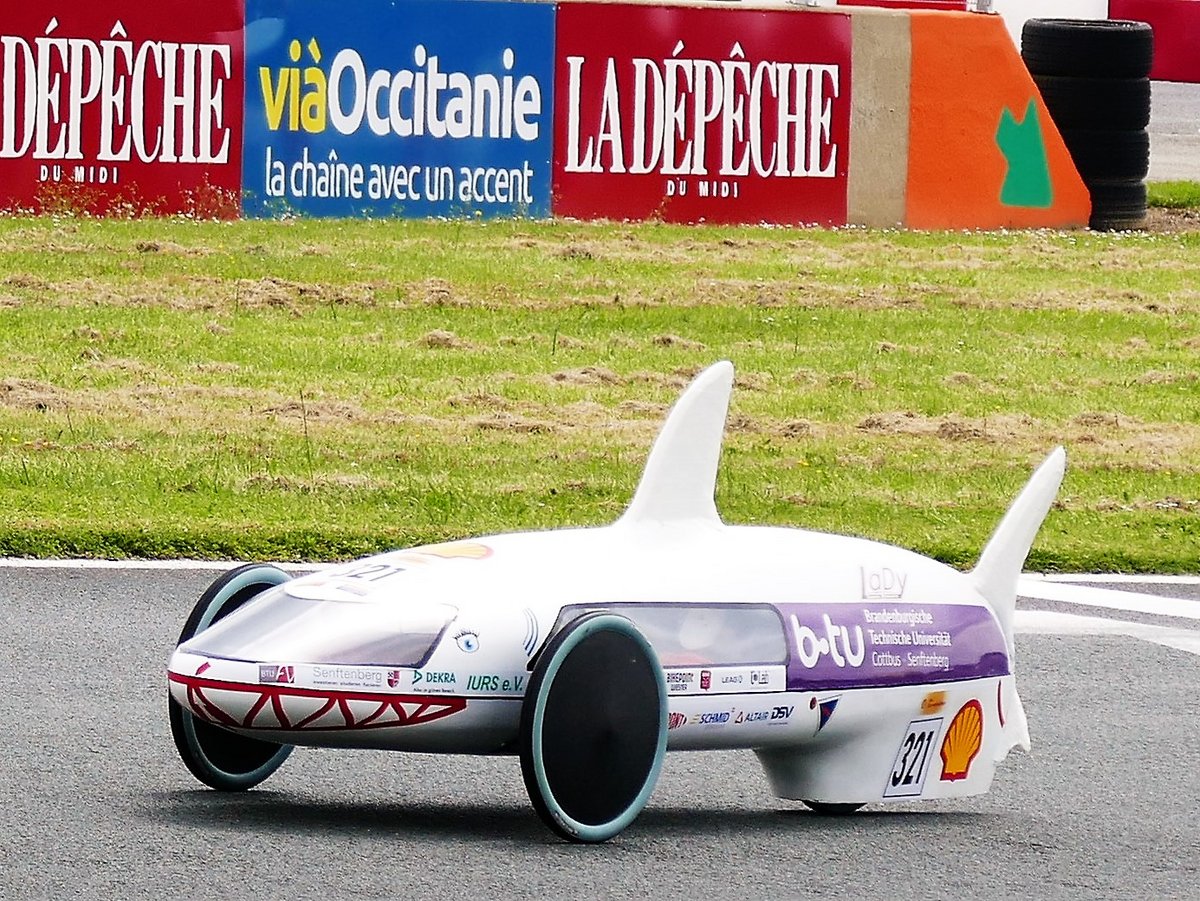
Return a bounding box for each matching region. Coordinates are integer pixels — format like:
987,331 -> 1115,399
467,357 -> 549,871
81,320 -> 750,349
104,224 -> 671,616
243,0 -> 554,218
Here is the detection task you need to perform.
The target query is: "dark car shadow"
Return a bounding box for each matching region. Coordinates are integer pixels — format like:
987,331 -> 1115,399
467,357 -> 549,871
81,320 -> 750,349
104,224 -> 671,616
145,789 -> 547,841
143,789 -> 988,845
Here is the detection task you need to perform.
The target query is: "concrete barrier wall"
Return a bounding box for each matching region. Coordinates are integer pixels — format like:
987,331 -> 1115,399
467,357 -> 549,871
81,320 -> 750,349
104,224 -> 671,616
0,1 -> 1091,228
848,8 -> 1090,228
904,10 -> 1091,229
847,10 -> 912,226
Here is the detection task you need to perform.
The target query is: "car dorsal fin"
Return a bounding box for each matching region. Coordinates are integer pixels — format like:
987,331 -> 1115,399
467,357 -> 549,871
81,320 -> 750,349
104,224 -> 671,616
972,446 -> 1066,654
618,361 -> 734,526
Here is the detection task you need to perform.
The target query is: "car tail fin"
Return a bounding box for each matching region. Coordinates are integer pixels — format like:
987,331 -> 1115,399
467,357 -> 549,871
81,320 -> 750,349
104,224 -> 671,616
972,447 -> 1067,655
618,361 -> 734,527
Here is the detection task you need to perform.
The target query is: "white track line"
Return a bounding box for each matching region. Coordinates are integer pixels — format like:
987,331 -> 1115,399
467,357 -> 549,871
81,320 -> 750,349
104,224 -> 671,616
1015,609 -> 1200,657
1017,575 -> 1200,621
0,558 -> 322,572
1027,573 -> 1200,585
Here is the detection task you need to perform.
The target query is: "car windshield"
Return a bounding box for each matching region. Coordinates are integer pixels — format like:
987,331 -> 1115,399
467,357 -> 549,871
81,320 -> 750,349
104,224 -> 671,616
181,585 -> 456,667
550,603 -> 786,666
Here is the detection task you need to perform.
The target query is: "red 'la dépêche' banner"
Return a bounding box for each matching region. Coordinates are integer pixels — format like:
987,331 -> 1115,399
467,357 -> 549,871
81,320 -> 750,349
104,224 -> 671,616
0,2 -> 245,216
553,3 -> 852,225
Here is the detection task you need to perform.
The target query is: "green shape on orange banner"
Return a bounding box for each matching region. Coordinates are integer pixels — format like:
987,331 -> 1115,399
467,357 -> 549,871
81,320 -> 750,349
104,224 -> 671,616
996,99 -> 1053,209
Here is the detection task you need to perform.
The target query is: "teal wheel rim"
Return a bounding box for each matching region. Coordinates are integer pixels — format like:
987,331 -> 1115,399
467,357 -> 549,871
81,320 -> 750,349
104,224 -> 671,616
523,613 -> 668,842
170,564 -> 294,791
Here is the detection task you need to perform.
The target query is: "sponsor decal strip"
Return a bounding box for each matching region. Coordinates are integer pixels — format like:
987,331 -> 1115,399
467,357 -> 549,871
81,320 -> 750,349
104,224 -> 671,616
665,665 -> 786,695
781,602 -> 1009,691
169,672 -> 465,730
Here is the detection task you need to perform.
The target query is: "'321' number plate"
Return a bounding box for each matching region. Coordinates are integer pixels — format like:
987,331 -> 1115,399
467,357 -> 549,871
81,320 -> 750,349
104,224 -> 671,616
884,717 -> 942,798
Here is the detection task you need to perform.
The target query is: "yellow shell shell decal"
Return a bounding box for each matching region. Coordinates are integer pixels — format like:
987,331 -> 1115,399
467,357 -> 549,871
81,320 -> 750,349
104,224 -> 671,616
939,699 -> 984,782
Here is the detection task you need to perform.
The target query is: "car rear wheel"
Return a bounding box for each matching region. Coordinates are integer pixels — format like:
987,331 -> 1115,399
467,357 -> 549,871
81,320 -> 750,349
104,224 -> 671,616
519,612 -> 667,842
169,564 -> 295,791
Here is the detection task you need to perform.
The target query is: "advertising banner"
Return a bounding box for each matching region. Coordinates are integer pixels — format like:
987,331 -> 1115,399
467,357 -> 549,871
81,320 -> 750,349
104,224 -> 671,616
243,0 -> 554,218
906,12 -> 1090,229
1109,0 -> 1200,83
0,2 -> 245,216
554,4 -> 852,225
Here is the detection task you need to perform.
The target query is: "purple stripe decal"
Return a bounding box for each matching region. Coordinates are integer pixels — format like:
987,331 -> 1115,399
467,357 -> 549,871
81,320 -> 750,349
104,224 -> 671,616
778,603 -> 1009,691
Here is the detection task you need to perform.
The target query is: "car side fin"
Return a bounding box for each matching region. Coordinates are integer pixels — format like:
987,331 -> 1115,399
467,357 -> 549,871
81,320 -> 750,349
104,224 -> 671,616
971,446 -> 1066,653
618,360 -> 734,526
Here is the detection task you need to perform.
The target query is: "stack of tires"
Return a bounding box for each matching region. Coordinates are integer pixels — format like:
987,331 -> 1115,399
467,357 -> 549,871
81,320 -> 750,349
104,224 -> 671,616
1021,19 -> 1154,231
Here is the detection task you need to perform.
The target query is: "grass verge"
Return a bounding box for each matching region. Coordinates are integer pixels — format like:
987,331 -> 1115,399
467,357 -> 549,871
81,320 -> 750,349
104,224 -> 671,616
1148,181 -> 1200,209
2,199 -> 1199,570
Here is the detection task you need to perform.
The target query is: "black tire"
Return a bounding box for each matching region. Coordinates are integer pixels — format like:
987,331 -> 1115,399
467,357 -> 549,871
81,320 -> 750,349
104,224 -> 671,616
1060,128 -> 1150,181
1022,19 -> 1154,79
1088,178 -> 1148,231
1033,75 -> 1151,132
169,564 -> 295,791
802,800 -> 866,815
520,612 -> 667,843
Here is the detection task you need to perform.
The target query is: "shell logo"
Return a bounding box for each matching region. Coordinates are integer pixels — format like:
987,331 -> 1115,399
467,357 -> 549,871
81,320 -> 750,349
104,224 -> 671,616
939,699 -> 984,782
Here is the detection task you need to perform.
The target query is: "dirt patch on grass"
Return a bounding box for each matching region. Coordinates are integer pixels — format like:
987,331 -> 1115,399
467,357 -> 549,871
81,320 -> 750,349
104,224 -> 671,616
725,412 -> 763,433
1141,207 -> 1200,234
777,419 -> 814,438
1094,495 -> 1200,513
617,399 -> 668,418
447,391 -> 512,410
556,243 -> 599,261
1072,411 -> 1131,429
828,372 -> 876,391
231,276 -> 377,313
238,473 -> 388,493
858,412 -> 940,436
418,329 -> 470,349
3,274 -> 49,290
470,412 -> 556,434
1136,369 -> 1199,386
624,369 -> 690,390
734,372 -> 773,391
134,240 -> 209,256
652,334 -> 706,350
259,398 -> 369,421
858,411 -> 1038,442
548,366 -> 623,386
0,378 -> 65,410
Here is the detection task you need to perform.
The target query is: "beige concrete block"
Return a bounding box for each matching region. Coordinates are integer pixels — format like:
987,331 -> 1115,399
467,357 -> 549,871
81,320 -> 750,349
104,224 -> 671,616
848,12 -> 912,228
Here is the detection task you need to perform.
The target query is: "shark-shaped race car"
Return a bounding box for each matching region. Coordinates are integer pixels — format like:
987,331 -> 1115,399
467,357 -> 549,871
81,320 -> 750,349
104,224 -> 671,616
167,361 -> 1066,842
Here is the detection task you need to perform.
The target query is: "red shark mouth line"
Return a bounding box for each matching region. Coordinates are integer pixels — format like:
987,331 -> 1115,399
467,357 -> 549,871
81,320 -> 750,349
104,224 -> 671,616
169,673 -> 467,731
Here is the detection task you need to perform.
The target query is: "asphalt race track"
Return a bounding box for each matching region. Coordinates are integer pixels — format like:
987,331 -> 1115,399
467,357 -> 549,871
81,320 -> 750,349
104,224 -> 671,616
1149,81 -> 1200,181
1,565 -> 1196,900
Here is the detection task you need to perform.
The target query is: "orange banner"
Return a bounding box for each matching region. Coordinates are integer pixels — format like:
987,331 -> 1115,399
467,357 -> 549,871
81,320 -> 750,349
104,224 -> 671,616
906,12 -> 1090,230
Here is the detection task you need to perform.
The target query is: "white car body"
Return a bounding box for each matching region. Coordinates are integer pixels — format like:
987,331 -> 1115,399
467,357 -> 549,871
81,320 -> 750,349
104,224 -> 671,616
168,360 -> 1064,809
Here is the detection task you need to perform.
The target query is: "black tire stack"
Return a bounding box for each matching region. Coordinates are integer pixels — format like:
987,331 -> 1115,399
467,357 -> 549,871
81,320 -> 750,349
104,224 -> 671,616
1021,19 -> 1155,231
